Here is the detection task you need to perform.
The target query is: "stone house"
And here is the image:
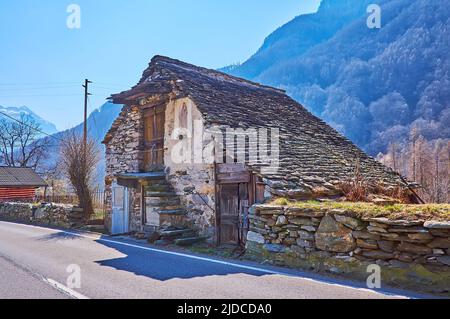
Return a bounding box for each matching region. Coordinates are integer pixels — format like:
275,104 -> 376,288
102,55 -> 413,245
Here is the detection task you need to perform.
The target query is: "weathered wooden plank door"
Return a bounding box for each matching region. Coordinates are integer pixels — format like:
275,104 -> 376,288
218,183 -> 240,244
216,164 -> 251,245
143,105 -> 165,171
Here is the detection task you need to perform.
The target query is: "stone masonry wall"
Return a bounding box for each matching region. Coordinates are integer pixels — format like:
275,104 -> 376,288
246,204 -> 450,295
0,202 -> 82,228
164,98 -> 216,238
104,104 -> 144,232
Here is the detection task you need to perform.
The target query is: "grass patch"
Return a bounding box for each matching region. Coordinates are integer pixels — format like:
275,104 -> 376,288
269,198 -> 450,221
185,243 -> 242,259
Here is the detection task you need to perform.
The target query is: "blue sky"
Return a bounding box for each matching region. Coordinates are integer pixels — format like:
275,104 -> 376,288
0,0 -> 321,131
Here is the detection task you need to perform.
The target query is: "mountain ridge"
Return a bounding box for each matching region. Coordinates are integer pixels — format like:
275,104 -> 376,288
0,105 -> 58,135
225,0 -> 449,156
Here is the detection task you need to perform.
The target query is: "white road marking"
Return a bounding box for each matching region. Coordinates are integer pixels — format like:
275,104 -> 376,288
0,249 -> 89,299
1,221 -> 411,298
44,278 -> 89,299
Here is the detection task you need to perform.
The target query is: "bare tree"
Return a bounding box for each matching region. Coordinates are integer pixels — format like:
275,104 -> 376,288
0,114 -> 49,170
59,132 -> 100,220
388,142 -> 399,172
379,130 -> 450,203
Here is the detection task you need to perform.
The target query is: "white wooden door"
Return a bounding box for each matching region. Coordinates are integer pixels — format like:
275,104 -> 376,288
111,183 -> 129,235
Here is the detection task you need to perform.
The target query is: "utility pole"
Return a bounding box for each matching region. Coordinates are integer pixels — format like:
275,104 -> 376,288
82,79 -> 92,149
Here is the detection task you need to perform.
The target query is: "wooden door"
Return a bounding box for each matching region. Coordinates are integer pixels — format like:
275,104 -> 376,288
143,105 -> 165,171
216,164 -> 251,245
218,184 -> 240,244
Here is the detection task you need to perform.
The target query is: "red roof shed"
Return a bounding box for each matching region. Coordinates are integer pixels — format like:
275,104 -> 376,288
0,167 -> 47,201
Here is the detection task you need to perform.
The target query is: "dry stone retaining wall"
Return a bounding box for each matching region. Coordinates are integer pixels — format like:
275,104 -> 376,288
0,202 -> 83,228
245,204 -> 450,295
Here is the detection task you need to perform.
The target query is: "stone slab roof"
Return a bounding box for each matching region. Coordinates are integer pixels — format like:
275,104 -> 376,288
0,167 -> 47,187
106,55 -> 407,191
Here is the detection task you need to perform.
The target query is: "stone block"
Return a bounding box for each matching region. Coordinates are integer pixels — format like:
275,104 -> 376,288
334,215 -> 366,230
247,231 -> 265,244
315,215 -> 355,253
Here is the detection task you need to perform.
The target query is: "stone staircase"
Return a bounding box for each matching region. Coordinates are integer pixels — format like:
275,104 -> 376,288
141,171 -> 206,246
153,226 -> 207,246
144,172 -> 186,223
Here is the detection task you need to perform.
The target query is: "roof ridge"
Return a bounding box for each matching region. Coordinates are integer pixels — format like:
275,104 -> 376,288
151,55 -> 286,94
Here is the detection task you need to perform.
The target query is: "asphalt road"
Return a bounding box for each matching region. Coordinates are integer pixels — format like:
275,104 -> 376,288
0,221 -> 425,299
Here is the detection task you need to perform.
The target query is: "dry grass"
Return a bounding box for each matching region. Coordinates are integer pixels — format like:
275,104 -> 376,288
269,198 -> 450,221
337,162 -> 417,204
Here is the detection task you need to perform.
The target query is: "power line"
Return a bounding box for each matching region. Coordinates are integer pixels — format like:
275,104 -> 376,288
0,85 -> 80,92
0,93 -> 84,98
0,110 -> 62,142
0,82 -> 80,87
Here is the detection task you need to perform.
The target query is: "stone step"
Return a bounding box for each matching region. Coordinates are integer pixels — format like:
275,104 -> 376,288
143,224 -> 158,234
145,191 -> 178,197
153,205 -> 184,212
174,236 -> 207,246
144,171 -> 167,180
158,209 -> 186,216
145,183 -> 172,192
146,197 -> 181,206
160,228 -> 194,238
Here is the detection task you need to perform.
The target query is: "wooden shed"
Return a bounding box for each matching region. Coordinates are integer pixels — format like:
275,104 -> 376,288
0,167 -> 47,202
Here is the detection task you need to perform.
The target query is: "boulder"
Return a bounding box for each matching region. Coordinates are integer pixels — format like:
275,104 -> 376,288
296,239 -> 314,248
367,225 -> 388,233
356,239 -> 378,250
365,217 -> 423,227
378,240 -> 396,253
263,244 -> 286,253
300,225 -> 316,232
285,207 -> 324,218
334,215 -> 366,230
289,217 -> 316,226
436,256 -> 450,266
407,232 -> 433,241
427,238 -> 450,249
275,215 -> 287,226
432,249 -> 445,255
297,230 -> 314,241
352,231 -> 380,240
247,231 -> 265,244
424,221 -> 450,229
397,242 -> 432,255
388,227 -> 429,233
315,215 -> 356,253
362,250 -> 395,260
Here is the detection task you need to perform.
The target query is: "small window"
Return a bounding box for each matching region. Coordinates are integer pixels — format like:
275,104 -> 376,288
179,103 -> 188,129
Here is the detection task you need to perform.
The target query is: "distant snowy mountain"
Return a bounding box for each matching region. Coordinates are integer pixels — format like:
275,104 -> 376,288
52,101 -> 122,144
0,105 -> 58,135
